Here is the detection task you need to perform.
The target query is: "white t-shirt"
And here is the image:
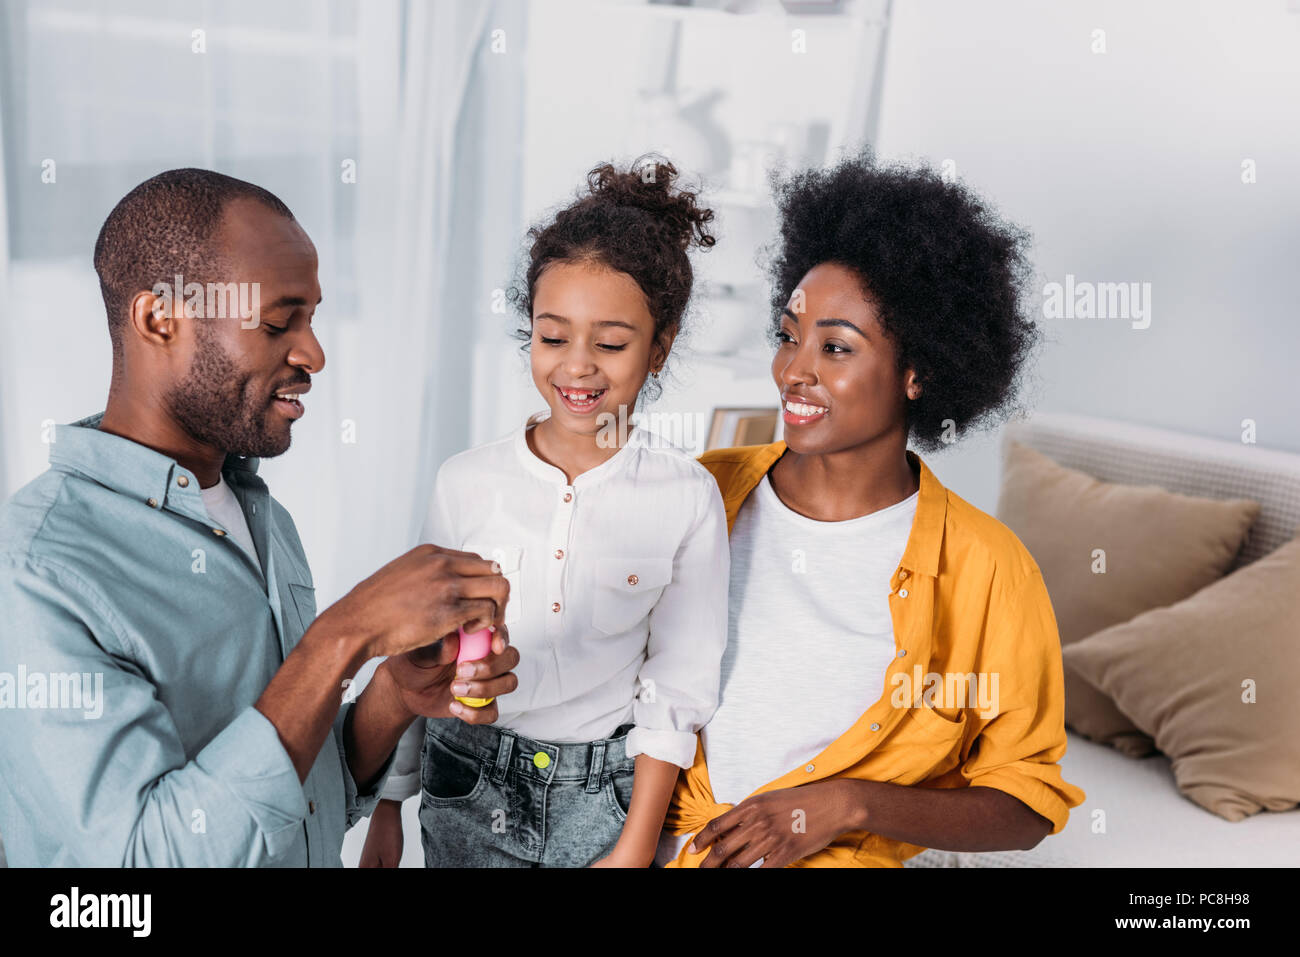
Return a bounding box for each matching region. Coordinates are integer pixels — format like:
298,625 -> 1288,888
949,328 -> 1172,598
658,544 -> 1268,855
380,410 -> 730,802
657,472 -> 917,864
200,475 -> 259,564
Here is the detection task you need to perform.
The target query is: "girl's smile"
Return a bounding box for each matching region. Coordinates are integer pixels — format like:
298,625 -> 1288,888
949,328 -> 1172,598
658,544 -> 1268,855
554,384 -> 609,417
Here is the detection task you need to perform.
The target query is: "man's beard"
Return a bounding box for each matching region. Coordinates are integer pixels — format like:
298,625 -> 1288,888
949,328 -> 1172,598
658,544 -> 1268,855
166,331 -> 293,459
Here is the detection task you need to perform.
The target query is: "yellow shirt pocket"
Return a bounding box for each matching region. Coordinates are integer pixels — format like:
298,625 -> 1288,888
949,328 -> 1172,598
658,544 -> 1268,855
867,703 -> 969,786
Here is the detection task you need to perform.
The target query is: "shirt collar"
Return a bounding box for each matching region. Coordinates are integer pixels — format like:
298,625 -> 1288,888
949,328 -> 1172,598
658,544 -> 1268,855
49,412 -> 263,521
720,442 -> 948,578
512,409 -> 647,487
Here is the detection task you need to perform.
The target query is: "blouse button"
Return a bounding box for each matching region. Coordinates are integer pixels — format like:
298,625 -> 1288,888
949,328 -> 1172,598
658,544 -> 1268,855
563,492 -> 573,503
551,602 -> 561,613
176,475 -> 190,488
627,574 -> 639,586
554,548 -> 564,560
870,723 -> 881,732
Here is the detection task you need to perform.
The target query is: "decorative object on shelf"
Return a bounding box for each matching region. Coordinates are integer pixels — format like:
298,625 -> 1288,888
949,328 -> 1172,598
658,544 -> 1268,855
631,16 -> 730,178
707,407 -> 780,449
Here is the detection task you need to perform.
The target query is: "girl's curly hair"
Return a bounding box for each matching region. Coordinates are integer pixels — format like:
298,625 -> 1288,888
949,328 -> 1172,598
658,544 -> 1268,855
508,156 -> 716,401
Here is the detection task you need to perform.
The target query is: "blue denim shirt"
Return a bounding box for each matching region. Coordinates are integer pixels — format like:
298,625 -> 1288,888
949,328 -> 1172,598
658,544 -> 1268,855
0,413 -> 393,866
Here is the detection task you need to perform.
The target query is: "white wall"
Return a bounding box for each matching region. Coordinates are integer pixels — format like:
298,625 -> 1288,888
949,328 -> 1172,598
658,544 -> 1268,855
874,0 -> 1300,511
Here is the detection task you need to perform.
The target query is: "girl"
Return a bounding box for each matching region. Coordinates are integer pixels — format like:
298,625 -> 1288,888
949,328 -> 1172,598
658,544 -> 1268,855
657,151 -> 1086,867
362,158 -> 728,867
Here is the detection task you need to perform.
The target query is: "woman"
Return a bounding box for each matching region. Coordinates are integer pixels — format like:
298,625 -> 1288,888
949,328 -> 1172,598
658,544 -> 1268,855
657,152 -> 1086,868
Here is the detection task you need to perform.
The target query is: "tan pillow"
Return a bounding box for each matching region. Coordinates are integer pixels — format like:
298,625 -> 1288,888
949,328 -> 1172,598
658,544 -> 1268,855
996,441 -> 1260,756
1062,536 -> 1300,820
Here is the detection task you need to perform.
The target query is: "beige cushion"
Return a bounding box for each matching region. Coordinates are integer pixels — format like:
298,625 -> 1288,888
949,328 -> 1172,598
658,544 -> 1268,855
996,441 -> 1260,756
1063,536 -> 1300,820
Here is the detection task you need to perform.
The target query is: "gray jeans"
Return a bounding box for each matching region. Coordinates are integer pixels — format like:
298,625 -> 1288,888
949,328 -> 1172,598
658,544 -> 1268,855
418,717 -> 636,867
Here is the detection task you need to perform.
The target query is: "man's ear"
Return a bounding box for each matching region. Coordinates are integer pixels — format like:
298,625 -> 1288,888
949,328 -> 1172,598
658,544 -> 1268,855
128,289 -> 178,347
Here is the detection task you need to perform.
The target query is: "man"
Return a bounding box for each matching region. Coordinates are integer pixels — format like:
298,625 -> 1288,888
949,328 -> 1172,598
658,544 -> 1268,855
0,168 -> 518,866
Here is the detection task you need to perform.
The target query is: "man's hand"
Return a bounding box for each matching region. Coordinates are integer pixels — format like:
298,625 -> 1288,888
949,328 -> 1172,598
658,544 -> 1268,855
385,625 -> 520,722
327,545 -> 510,661
689,781 -> 851,868
359,799 -> 405,867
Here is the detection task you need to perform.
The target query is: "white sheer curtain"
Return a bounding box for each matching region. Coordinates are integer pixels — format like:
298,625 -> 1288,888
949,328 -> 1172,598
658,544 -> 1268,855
0,0 -> 528,608
298,0 -> 528,604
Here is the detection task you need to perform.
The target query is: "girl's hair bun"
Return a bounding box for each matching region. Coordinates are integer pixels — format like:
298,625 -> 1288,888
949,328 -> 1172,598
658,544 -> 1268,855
585,153 -> 716,251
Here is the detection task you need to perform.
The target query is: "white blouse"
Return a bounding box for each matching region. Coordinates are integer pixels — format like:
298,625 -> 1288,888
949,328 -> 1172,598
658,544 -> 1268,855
380,411 -> 729,801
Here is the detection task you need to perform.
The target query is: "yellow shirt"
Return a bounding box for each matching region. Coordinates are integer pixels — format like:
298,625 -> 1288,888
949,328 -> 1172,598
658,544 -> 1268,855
663,442 -> 1086,867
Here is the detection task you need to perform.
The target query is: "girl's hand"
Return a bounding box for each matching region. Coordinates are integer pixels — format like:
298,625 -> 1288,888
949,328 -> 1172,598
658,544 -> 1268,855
589,846 -> 651,868
689,780 -> 852,868
359,798 -> 405,867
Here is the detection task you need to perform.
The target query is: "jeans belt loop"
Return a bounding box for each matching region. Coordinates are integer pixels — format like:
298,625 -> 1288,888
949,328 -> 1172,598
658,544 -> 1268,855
585,738 -> 607,793
491,729 -> 514,787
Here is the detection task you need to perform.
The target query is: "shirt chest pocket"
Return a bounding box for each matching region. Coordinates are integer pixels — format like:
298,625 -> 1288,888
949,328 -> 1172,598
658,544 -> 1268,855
473,544 -> 523,626
286,582 -> 317,635
591,557 -> 674,635
870,704 -> 969,785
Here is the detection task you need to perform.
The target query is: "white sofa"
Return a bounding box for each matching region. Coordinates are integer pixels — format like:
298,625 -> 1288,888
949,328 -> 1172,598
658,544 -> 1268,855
906,413 -> 1300,867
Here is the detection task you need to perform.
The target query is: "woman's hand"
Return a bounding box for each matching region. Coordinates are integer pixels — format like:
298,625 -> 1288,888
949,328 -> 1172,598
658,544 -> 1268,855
359,798 -> 405,867
689,780 -> 854,868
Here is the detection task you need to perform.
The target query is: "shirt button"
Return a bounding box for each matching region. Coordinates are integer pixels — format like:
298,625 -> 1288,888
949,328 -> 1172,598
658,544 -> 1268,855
554,548 -> 564,559
563,492 -> 573,503
551,602 -> 561,613
176,475 -> 190,488
627,574 -> 639,586
146,497 -> 158,508
898,649 -> 907,657
898,588 -> 909,598
533,751 -> 551,769
804,763 -> 815,773
213,528 -> 227,537
898,569 -> 909,580
308,800 -> 317,815
870,723 -> 881,731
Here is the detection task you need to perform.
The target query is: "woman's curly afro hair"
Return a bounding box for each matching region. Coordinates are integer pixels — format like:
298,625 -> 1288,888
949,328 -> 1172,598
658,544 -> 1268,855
509,156 -> 715,402
767,149 -> 1039,451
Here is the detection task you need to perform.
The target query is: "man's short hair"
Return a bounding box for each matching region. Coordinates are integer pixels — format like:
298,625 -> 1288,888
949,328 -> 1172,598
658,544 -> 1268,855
93,168 -> 294,356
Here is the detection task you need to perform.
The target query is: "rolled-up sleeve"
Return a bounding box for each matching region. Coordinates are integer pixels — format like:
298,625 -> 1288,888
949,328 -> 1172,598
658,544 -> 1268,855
958,569 -> 1086,835
379,717 -> 424,802
0,559 -> 308,866
333,698 -> 398,827
626,473 -> 730,770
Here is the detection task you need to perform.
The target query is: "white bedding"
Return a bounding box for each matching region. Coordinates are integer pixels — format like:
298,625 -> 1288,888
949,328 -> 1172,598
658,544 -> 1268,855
905,731 -> 1300,867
